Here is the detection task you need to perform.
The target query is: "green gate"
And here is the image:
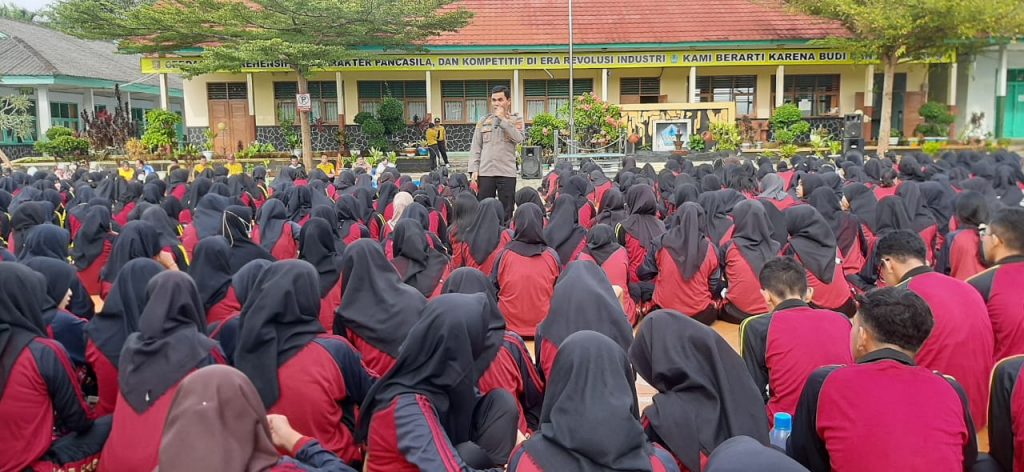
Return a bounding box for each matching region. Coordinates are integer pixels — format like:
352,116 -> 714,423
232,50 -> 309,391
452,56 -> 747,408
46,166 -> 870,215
1006,69 -> 1024,138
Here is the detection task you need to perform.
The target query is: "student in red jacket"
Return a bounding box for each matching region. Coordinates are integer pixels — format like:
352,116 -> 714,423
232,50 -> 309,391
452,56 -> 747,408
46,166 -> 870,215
544,194 -> 587,267
937,191 -> 989,280
223,204 -> 276,272
208,258 -> 272,363
535,261 -> 633,379
783,206 -> 856,316
758,173 -> 801,211
336,194 -> 371,244
234,260 -> 376,466
971,207 -> 1024,360
576,224 -> 636,323
0,263 -> 111,472
989,355 -> 1024,472
510,331 -> 680,472
640,202 -> 721,325
720,200 -> 779,322
188,236 -> 242,326
877,230 -> 994,429
898,182 -> 940,265
495,203 -> 561,337
630,311 -> 769,472
255,198 -> 301,260
589,169 -> 614,212
100,271 -> 225,472
808,186 -> 868,276
180,192 -> 232,259
22,258 -> 88,367
158,365 -> 358,471
562,174 -> 597,229
616,184 -> 666,308
391,219 -> 450,299
141,205 -> 189,271
70,205 -> 116,296
451,198 -> 509,274
788,287 -> 978,472
359,293 -> 518,471
335,239 -> 426,375
299,218 -> 346,331
740,256 -> 853,425
100,220 -> 177,298
841,183 -> 879,242
85,258 -> 164,416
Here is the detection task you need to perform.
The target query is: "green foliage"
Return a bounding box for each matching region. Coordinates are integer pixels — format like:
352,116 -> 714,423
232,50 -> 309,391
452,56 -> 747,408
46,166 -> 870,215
46,126 -> 75,140
0,3 -> 38,22
770,104 -> 811,145
203,128 -> 218,151
922,141 -> 946,156
377,98 -> 407,136
915,101 -> 955,137
278,119 -> 301,149
556,93 -> 625,149
0,94 -> 35,142
237,141 -> 277,159
352,112 -> 373,126
710,122 -> 742,152
35,134 -> 90,161
526,113 -> 566,150
769,144 -> 800,161
174,144 -> 201,160
140,109 -> 181,153
688,133 -> 706,152
81,88 -> 137,151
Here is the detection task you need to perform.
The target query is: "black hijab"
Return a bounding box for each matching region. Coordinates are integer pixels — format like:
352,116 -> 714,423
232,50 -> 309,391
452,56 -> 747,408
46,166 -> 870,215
21,257 -> 76,327
142,206 -> 181,250
537,261 -> 632,362
808,187 -> 860,254
461,198 -> 504,264
630,311 -> 769,471
661,203 -> 710,279
545,194 -> 587,266
785,206 -> 838,283
335,194 -> 365,239
256,199 -> 289,252
441,267 -> 498,304
285,186 -> 313,223
336,239 -> 426,356
700,191 -> 734,245
921,180 -> 955,234
705,436 -> 809,472
515,187 -> 546,217
222,205 -> 274,273
507,203 -> 548,257
392,219 -> 449,298
452,192 -> 480,239
842,183 -> 879,233
376,182 -> 399,212
118,271 -> 217,413
620,185 -> 665,248
101,220 -> 162,283
672,183 -> 701,208
874,196 -> 913,236
954,191 -> 990,229
334,170 -> 356,193
298,217 -> 344,298
84,259 -> 164,367
0,263 -> 48,397
701,174 -> 722,193
896,181 -> 937,233
584,224 -> 621,267
188,236 -> 234,310
731,200 -> 781,276
185,177 -> 213,210
357,293 -> 504,444
18,223 -> 69,261
193,193 -> 233,239
235,260 -> 326,407
10,201 -> 53,256
524,331 -> 652,472
595,187 -> 628,229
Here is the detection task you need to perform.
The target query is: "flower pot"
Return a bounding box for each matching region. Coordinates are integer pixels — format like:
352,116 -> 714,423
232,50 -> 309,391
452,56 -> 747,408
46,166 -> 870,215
201,150 -> 214,159
292,149 -> 302,158
888,137 -> 900,146
907,138 -> 920,147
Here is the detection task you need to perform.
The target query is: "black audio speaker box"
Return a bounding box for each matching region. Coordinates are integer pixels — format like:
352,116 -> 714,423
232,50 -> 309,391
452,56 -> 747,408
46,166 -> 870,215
521,146 -> 542,179
843,113 -> 863,140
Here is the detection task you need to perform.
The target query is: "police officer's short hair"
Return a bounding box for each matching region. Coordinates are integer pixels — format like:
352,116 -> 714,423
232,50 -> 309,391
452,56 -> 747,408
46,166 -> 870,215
491,85 -> 511,99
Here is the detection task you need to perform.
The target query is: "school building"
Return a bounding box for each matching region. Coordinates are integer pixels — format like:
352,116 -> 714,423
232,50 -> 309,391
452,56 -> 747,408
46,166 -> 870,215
147,0 -> 964,154
956,41 -> 1024,140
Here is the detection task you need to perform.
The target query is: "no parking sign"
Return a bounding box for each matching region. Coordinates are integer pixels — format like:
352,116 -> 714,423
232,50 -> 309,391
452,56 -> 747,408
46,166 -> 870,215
296,93 -> 311,112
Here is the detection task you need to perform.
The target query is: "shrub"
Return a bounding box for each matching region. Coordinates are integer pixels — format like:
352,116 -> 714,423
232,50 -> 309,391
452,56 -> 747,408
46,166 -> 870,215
377,97 -> 407,136
915,101 -> 955,137
279,119 -> 301,150
710,121 -> 742,152
527,113 -> 566,150
140,109 -> 181,154
35,134 -> 90,161
770,104 -> 811,145
688,133 -> 706,152
555,93 -> 625,150
922,141 -> 946,156
46,126 -> 75,140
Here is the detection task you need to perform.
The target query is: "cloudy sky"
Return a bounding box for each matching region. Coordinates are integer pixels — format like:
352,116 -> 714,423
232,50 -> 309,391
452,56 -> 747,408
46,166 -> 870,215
7,0 -> 51,11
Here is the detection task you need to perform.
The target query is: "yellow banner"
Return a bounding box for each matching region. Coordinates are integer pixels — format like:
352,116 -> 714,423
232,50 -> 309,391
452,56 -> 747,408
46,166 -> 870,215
141,48 -> 885,74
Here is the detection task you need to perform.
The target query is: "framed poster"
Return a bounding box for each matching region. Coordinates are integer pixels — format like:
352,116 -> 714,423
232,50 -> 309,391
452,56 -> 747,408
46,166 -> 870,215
653,120 -> 692,152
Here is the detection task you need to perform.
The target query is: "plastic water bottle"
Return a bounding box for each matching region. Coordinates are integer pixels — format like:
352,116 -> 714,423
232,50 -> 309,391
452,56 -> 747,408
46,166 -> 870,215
770,412 -> 792,450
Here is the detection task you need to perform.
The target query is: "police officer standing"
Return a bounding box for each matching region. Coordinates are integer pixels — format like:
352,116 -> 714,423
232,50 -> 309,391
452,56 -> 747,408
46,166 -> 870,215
469,85 -> 524,224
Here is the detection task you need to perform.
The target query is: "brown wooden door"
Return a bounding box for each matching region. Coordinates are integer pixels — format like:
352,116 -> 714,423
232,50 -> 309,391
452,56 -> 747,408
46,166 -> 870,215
207,99 -> 254,155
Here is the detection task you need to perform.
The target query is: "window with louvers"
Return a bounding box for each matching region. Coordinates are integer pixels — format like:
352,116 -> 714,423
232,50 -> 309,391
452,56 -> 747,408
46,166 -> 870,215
206,83 -> 248,100
441,80 -> 511,123
770,74 -> 841,117
357,81 -> 427,121
620,77 -> 661,104
696,76 -> 757,116
524,79 -> 594,121
273,81 -> 338,124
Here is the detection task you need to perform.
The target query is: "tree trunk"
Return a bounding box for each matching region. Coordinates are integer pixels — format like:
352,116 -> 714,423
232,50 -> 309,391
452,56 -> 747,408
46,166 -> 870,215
877,53 -> 898,156
296,72 -> 314,169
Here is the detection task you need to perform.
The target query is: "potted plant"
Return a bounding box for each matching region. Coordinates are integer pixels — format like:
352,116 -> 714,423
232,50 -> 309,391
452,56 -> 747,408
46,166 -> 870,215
915,101 -> 955,143
202,128 -> 218,159
279,119 -> 301,157
710,121 -> 742,154
889,129 -> 901,146
688,133 -> 706,152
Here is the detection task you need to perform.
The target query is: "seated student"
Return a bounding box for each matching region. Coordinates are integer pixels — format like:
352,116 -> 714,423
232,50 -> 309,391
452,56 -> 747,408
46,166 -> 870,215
788,287 -> 978,472
0,263 -> 111,472
842,183 -> 879,241
298,218 -> 346,331
720,200 -> 780,322
70,205 -> 117,296
630,310 -> 769,472
640,202 -> 721,325
898,182 -> 940,265
141,206 -> 190,271
100,271 -> 226,472
100,220 -> 178,298
704,436 -> 809,472
359,293 -> 518,471
188,236 -> 242,326
877,229 -> 994,429
180,193 -> 232,259
208,259 -> 272,363
562,174 -> 597,229
937,191 -> 989,280
8,200 -> 54,256
335,239 -> 426,375
615,185 -> 666,311
159,365 -> 358,471
451,198 -> 510,274
971,207 -> 1024,360
808,187 -> 868,276
545,194 -> 588,267
495,203 -> 561,337
222,205 -> 275,272
336,195 -> 371,244
989,355 -> 1024,472
536,261 -> 634,379
576,224 -> 636,323
589,169 -> 615,212
758,173 -> 801,212
740,256 -> 853,424
509,331 -> 680,472
234,260 -> 376,465
391,219 -> 451,299
85,259 -> 164,416
595,187 -> 627,228
255,199 -> 302,260
22,258 -> 88,367
783,206 -> 857,317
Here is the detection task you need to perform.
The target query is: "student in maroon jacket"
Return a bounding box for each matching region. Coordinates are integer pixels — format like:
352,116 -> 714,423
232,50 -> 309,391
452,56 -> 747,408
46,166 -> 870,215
576,224 -> 637,323
740,256 -> 853,425
222,204 -> 275,272
85,258 -> 164,416
842,182 -> 879,241
100,271 -> 226,472
141,205 -> 189,271
159,365 -> 358,472
640,202 -> 721,325
509,331 -> 680,472
255,199 -> 301,259
783,206 -> 856,316
188,235 -> 242,326
0,263 -> 111,472
720,200 -> 779,322
22,258 -> 88,366
299,218 -> 346,331
616,184 -> 666,308
451,198 -> 509,274
937,191 -> 989,280
359,293 -> 517,471
234,260 -> 376,466
100,220 -> 177,298
988,355 -> 1024,472
788,287 -> 978,472
759,173 -> 801,212
630,310 -> 768,472
336,194 -> 371,244
898,181 -> 940,265
544,194 -> 588,266
70,205 -> 116,296
535,261 -> 633,379
876,229 -> 994,429
808,187 -> 867,276
971,207 -> 1024,360
335,239 -> 426,375
562,174 -> 597,229
208,258 -> 272,364
391,219 -> 450,299
181,192 -> 232,259
494,203 -> 561,337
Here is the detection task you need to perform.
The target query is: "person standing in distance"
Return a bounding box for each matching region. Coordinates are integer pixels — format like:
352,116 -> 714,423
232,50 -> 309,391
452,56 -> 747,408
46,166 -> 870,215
470,85 -> 524,224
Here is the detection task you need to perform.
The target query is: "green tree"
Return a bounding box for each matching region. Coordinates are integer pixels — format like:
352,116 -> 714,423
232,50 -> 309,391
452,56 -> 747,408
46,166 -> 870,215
48,0 -> 472,168
0,3 -> 38,22
0,94 -> 36,143
781,0 -> 1024,154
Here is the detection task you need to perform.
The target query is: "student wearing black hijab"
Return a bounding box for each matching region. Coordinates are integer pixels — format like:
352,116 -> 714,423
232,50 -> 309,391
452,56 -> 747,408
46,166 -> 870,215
896,181 -> 939,264
509,331 -> 678,472
140,206 -> 188,271
335,239 -> 426,375
452,197 -> 509,275
21,257 -> 87,363
335,194 -> 371,244
391,219 -> 450,299
784,206 -> 856,316
699,190 -> 735,246
561,174 -> 596,229
234,259 -> 375,465
297,217 -> 346,332
536,261 -> 632,379
808,186 -> 867,276
181,192 -> 232,259
451,191 -> 482,241
937,191 -> 990,280
84,258 -> 164,416
577,224 -> 635,323
617,184 -> 666,307
705,436 -> 808,472
495,203 -> 561,338
255,198 -> 300,260
100,220 -> 173,298
595,187 -> 628,228
359,293 -> 516,471
545,194 -> 587,266
669,183 -> 701,216
629,310 -> 769,471
720,200 -> 781,322
17,222 -> 70,263
100,271 -> 224,471
221,205 -> 275,273
188,236 -> 240,326
8,200 -> 52,255
841,183 -> 879,238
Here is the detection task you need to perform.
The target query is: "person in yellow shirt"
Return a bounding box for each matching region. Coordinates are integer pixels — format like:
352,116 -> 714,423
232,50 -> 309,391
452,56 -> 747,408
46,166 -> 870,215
434,118 -> 449,167
117,160 -> 136,181
194,156 -> 212,175
316,155 -> 336,177
426,121 -> 443,170
226,154 -> 245,176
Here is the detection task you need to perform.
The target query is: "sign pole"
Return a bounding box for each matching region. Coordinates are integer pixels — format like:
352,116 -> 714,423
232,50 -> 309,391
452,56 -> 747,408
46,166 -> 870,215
568,0 -> 575,156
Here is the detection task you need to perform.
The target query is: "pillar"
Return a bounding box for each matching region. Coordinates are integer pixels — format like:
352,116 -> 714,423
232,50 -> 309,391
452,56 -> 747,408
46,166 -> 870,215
124,91 -> 132,113
601,68 -> 609,101
83,89 -> 95,116
245,73 -> 255,116
159,73 -> 170,110
513,69 -> 521,114
36,87 -> 51,136
425,70 -> 433,117
335,72 -> 345,124
947,62 -> 958,106
689,66 -> 698,104
775,65 -> 785,108
996,45 -> 1008,139
863,65 -> 875,141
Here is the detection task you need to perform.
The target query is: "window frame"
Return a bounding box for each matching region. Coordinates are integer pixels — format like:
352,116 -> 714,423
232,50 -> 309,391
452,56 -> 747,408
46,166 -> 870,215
619,77 -> 662,104
440,79 -> 512,124
770,74 -> 842,117
523,79 -> 594,122
695,75 -> 758,117
273,81 -> 339,125
356,80 -> 428,122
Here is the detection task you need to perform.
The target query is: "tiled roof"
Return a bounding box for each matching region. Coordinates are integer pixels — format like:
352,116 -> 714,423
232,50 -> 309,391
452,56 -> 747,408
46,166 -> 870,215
429,0 -> 851,47
0,18 -> 182,88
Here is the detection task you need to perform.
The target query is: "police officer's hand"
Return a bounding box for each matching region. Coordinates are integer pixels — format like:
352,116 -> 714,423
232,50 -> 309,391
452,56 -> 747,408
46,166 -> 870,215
494,104 -> 507,119
470,172 -> 477,183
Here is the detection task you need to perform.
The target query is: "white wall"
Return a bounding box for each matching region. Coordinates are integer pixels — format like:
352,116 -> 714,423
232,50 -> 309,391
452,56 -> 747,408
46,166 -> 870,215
957,47 -> 1024,136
